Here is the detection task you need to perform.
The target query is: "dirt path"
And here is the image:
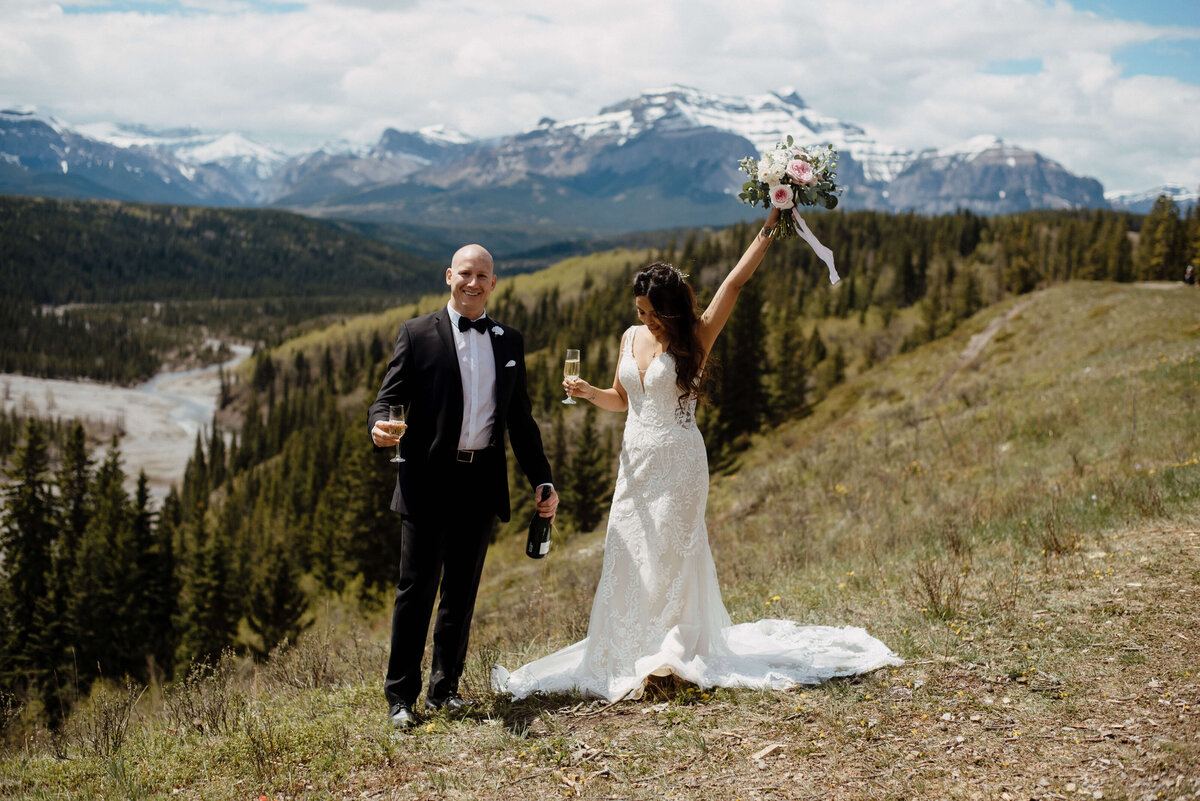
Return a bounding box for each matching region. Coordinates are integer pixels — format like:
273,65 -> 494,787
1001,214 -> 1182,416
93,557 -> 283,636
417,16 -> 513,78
925,295 -> 1036,399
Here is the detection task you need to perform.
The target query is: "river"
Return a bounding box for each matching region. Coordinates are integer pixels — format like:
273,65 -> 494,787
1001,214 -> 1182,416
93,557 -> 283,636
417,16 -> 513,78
1,344 -> 253,504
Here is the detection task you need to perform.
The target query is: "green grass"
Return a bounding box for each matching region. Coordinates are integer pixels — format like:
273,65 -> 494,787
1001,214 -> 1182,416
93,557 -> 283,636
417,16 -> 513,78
4,281 -> 1200,799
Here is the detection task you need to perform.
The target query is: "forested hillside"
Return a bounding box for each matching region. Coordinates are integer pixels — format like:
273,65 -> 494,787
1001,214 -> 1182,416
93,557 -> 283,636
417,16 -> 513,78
1,196 -> 440,303
4,276 -> 1198,801
0,196 -> 441,383
2,196 -> 1198,725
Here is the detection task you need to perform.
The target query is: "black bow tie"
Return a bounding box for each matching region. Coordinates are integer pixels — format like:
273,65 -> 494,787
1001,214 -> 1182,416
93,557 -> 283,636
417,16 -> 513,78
457,315 -> 490,334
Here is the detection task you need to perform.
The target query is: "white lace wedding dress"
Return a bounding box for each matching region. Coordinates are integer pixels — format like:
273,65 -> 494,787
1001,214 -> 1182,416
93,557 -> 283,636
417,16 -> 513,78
493,326 -> 902,702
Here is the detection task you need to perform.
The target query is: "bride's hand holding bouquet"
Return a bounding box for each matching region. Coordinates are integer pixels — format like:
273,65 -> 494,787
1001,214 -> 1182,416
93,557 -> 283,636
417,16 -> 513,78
737,136 -> 841,284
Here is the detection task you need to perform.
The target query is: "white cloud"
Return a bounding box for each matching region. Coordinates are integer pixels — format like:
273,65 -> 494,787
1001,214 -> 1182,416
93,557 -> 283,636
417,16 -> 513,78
0,0 -> 1197,190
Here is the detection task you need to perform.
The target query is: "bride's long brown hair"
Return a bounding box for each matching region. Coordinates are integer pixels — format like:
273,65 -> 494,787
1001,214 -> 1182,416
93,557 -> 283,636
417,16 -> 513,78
633,263 -> 706,410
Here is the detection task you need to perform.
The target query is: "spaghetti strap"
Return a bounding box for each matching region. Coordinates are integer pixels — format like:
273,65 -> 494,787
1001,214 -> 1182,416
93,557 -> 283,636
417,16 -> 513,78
621,326 -> 637,357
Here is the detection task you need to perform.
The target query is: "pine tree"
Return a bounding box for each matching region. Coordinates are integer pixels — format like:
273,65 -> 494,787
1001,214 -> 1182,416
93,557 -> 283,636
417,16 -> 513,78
174,520 -> 239,668
769,319 -> 809,422
207,422 -> 226,490
713,277 -> 767,444
126,472 -> 161,674
1136,195 -> 1185,280
336,434 -> 403,590
566,408 -> 607,532
237,390 -> 263,471
31,422 -> 93,697
67,440 -> 134,682
181,431 -> 208,522
1107,218 -> 1134,282
0,419 -> 56,687
56,423 -> 91,555
144,486 -> 180,677
309,456 -> 351,590
247,540 -> 311,659
251,351 -> 276,393
1186,202 -> 1200,267
804,325 -> 827,371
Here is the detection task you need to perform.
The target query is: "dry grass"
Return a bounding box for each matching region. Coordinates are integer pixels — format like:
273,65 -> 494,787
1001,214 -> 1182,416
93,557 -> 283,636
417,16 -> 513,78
3,281 -> 1199,800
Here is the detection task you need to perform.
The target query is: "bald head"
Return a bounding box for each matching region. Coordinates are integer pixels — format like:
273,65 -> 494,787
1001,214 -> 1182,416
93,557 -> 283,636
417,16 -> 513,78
446,243 -> 497,320
451,244 -> 493,271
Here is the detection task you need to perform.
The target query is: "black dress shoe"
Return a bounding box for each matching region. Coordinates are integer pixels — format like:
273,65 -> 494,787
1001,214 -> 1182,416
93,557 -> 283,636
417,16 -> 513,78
425,693 -> 469,712
389,702 -> 417,730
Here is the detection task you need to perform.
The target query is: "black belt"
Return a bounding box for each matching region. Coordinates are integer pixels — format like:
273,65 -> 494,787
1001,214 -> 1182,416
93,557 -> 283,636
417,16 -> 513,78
456,448 -> 491,463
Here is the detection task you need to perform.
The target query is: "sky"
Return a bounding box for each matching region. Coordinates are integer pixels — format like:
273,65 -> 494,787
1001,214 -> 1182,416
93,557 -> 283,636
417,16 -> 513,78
1,0 -> 1198,194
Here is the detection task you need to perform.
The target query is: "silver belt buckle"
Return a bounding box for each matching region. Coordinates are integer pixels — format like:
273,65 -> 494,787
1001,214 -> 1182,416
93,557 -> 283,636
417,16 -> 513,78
456,449 -> 475,463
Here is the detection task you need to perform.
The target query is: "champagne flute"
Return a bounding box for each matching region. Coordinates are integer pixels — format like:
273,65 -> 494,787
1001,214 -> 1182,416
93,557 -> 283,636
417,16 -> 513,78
562,349 -> 580,405
388,404 -> 407,463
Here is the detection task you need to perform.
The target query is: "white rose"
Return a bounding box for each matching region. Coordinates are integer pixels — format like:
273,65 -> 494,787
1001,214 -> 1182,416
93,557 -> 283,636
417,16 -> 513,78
758,152 -> 786,184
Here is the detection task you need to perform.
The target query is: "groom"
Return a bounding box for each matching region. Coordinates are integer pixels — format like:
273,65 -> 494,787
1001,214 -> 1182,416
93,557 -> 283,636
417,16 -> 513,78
369,244 -> 557,729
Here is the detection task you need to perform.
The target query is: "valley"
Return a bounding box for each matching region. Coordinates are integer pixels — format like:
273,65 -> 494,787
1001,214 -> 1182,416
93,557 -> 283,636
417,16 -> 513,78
1,343 -> 250,501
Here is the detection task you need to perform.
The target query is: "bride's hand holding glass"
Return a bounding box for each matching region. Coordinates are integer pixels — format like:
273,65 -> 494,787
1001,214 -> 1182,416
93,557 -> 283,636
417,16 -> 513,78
563,376 -> 593,403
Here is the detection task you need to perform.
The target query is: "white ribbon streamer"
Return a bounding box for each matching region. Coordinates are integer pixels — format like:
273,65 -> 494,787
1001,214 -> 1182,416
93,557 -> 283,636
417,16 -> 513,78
790,208 -> 840,285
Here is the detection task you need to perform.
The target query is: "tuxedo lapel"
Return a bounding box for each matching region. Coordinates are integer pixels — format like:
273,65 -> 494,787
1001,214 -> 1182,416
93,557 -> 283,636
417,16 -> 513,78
433,310 -> 456,366
430,311 -> 464,457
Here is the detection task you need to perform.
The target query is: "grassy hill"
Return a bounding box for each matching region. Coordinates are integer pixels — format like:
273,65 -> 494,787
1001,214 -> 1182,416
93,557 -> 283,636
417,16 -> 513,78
4,280 -> 1197,799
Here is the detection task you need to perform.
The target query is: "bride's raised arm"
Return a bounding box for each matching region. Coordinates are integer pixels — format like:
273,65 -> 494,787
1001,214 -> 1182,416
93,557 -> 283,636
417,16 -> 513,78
697,208 -> 780,354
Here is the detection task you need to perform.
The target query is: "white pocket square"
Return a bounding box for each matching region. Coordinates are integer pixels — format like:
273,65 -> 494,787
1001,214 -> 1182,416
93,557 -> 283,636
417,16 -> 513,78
505,360 -> 516,368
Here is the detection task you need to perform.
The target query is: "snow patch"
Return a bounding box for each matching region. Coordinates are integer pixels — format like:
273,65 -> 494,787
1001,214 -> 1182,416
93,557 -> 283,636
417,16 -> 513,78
1105,184 -> 1199,205
934,134 -> 1006,160
418,124 -> 475,145
2,106 -> 68,134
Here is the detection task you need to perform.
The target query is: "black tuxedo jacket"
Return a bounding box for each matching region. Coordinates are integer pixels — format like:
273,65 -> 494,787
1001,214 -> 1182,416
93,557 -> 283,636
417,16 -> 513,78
368,308 -> 551,523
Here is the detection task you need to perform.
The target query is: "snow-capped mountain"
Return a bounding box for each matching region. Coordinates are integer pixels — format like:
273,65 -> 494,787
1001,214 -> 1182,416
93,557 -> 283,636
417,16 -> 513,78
883,135 -> 1108,215
0,89 -> 1149,233
548,85 -> 915,185
1106,184 -> 1198,214
0,107 -> 249,205
73,122 -> 292,203
267,126 -> 484,206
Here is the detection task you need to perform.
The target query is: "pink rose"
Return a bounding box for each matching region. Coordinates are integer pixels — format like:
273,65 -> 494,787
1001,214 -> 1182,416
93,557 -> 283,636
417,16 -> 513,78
769,183 -> 795,210
786,158 -> 816,185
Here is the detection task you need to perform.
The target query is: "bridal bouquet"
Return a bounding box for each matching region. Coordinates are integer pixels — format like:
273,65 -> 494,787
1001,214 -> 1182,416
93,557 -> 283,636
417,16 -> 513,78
737,136 -> 842,284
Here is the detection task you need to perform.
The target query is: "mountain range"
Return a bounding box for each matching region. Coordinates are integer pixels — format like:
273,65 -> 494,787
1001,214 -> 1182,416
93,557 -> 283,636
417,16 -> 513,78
2,87 -> 1191,243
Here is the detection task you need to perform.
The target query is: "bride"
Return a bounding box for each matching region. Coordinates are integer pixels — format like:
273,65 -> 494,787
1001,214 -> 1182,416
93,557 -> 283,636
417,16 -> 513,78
493,209 -> 901,702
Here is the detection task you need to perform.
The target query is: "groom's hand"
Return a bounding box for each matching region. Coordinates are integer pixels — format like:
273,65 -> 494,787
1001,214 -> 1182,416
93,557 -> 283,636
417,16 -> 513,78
371,420 -> 404,447
536,486 -> 559,524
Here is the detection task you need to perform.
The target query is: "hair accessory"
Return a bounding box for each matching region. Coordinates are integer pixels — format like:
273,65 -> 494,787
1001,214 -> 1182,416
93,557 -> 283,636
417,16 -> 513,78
661,263 -> 689,281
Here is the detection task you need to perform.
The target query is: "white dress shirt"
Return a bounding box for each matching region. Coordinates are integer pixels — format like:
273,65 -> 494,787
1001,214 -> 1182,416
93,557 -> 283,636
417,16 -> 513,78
446,303 -> 497,451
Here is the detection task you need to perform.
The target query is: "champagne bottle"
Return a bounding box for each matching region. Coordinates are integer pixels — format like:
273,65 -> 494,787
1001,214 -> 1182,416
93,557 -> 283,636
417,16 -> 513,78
526,485 -> 552,559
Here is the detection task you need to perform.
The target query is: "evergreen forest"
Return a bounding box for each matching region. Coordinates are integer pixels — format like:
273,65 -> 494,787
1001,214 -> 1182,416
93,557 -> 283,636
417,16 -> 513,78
0,196 -> 440,383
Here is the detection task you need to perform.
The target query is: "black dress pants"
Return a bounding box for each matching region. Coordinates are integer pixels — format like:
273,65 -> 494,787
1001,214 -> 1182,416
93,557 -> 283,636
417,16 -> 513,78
384,458 -> 496,707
